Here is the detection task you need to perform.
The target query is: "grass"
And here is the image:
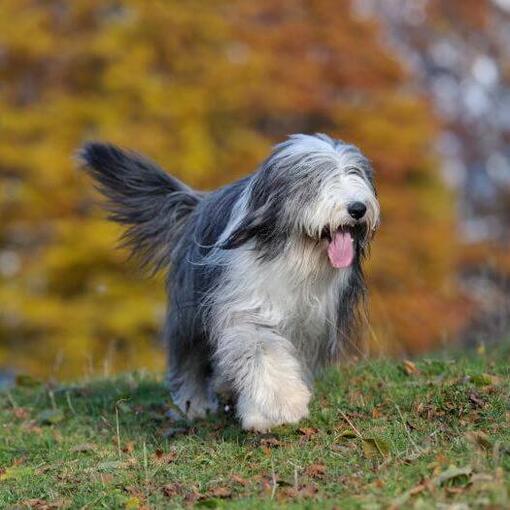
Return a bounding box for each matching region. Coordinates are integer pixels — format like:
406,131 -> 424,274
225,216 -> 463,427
1,346 -> 509,509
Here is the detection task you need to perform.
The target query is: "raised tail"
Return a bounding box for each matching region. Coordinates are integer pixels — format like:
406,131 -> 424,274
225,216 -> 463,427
79,142 -> 201,271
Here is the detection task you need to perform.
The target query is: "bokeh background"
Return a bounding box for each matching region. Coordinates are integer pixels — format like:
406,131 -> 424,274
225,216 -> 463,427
1,0 -> 509,381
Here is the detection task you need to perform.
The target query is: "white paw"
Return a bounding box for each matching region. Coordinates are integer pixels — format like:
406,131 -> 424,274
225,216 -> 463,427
239,383 -> 311,432
241,409 -> 275,433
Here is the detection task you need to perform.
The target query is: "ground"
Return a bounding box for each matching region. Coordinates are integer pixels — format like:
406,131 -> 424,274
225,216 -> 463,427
1,345 -> 509,509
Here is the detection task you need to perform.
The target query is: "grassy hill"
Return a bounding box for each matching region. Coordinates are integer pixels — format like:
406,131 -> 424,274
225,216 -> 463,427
1,346 -> 509,509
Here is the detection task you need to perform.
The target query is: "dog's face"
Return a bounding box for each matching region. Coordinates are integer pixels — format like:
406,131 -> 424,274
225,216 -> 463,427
220,134 -> 380,269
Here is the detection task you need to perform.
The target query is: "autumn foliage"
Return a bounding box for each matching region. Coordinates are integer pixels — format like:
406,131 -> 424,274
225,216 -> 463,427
0,0 -> 466,379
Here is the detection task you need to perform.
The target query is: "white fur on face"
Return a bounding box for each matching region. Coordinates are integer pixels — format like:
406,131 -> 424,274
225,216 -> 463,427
275,135 -> 380,239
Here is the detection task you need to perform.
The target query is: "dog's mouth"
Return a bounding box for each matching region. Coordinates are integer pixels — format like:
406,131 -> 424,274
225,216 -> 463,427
320,225 -> 358,269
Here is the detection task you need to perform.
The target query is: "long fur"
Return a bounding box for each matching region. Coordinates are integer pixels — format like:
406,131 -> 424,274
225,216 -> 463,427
79,133 -> 380,431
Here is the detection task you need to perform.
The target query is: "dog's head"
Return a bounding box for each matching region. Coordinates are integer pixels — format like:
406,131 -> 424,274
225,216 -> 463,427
220,133 -> 380,269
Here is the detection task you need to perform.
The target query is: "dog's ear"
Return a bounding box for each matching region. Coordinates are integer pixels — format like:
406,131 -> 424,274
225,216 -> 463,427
218,204 -> 271,250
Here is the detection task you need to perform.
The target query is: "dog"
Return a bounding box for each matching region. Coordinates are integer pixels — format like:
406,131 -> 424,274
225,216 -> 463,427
79,133 -> 380,432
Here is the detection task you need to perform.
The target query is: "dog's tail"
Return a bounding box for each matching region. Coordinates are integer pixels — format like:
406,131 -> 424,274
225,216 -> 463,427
78,142 -> 202,271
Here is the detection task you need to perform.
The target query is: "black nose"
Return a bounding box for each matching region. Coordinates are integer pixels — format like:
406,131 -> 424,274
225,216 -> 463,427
347,201 -> 367,220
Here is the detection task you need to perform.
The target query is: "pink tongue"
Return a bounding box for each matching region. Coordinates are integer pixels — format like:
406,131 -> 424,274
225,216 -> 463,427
327,231 -> 354,268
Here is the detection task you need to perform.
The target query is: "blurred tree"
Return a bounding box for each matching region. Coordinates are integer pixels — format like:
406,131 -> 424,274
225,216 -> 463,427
359,0 -> 510,242
0,0 -> 465,379
358,0 -> 510,347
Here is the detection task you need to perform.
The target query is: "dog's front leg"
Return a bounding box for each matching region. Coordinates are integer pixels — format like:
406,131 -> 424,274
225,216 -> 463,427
214,324 -> 311,432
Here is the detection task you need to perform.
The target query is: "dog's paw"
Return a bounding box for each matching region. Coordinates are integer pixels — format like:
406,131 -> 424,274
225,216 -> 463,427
241,409 -> 275,433
239,384 -> 311,432
171,392 -> 219,420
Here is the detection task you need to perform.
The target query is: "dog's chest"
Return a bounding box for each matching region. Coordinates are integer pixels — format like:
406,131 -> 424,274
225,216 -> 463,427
251,258 -> 350,345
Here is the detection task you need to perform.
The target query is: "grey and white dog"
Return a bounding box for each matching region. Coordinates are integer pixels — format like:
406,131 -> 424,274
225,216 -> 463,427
80,133 -> 380,432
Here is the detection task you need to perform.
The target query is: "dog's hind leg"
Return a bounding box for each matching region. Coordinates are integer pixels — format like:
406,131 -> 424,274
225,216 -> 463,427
166,321 -> 218,420
214,322 -> 311,432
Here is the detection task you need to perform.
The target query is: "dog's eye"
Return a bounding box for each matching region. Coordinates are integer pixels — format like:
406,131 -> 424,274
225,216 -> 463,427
346,168 -> 363,177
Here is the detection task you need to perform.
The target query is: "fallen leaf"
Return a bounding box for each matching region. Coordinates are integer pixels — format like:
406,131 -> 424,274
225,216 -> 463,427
338,429 -> 358,439
162,482 -> 183,497
183,490 -> 204,504
362,437 -> 390,459
445,486 -> 465,495
374,479 -> 385,489
434,465 -> 472,487
153,449 -> 177,464
465,431 -> 492,450
277,484 -> 318,501
208,487 -> 232,498
371,407 -> 383,419
305,463 -> 326,479
299,427 -> 319,438
260,437 -> 283,448
122,441 -> 135,454
402,360 -> 420,376
20,499 -> 64,510
468,392 -> 485,408
230,474 -> 249,486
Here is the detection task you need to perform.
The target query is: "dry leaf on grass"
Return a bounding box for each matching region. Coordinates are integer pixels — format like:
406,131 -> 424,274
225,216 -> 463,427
260,437 -> 283,448
208,486 -> 232,498
230,473 -> 249,486
433,465 -> 472,487
337,429 -> 358,439
305,463 -> 326,479
402,360 -> 420,376
362,437 -> 390,460
161,482 -> 183,497
299,427 -> 319,438
153,448 -> 177,464
465,431 -> 492,450
277,484 -> 318,502
122,441 -> 135,454
20,499 -> 66,510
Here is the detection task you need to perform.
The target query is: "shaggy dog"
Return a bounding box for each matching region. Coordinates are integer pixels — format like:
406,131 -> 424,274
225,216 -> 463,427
80,134 -> 380,432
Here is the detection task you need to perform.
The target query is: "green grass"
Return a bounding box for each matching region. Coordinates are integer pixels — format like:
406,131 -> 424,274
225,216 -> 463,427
1,347 -> 509,509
